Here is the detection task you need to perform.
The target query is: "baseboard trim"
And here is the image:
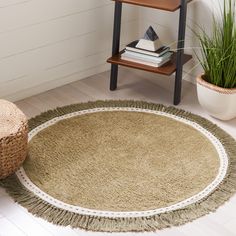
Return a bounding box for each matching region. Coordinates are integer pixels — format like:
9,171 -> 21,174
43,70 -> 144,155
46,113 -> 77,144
5,64 -> 196,102
4,64 -> 110,102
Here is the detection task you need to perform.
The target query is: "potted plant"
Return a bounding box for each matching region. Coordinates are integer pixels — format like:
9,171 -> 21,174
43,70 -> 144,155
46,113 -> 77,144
196,0 -> 236,120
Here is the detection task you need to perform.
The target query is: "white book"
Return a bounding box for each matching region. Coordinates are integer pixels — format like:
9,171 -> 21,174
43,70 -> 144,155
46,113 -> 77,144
121,54 -> 171,67
123,51 -> 173,63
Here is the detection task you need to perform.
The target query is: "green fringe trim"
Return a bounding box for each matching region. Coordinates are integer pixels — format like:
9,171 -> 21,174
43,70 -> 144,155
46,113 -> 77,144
1,100 -> 236,232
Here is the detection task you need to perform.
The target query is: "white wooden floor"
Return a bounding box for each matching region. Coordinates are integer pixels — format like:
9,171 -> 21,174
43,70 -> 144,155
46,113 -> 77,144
1,68 -> 236,236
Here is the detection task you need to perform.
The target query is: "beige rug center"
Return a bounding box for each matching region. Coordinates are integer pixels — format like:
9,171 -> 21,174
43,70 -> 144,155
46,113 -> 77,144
24,111 -> 220,212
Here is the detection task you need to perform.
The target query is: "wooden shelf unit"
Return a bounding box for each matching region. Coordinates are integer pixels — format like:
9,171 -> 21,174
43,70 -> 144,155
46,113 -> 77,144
108,52 -> 192,76
107,0 -> 193,105
112,0 -> 192,12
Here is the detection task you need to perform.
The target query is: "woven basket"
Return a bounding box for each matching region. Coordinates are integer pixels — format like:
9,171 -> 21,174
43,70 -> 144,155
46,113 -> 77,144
0,100 -> 28,179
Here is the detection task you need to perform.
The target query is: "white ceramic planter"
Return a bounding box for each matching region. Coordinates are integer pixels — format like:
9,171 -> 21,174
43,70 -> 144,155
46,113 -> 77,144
197,75 -> 236,121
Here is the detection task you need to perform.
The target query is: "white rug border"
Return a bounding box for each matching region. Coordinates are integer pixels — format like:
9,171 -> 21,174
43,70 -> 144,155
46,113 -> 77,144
16,107 -> 228,218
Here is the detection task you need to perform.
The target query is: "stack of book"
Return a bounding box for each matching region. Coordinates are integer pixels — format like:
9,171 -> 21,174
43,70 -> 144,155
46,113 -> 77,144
121,40 -> 173,68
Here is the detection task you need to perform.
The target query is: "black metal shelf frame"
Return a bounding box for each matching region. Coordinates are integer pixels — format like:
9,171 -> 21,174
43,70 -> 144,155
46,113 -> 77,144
109,0 -> 189,105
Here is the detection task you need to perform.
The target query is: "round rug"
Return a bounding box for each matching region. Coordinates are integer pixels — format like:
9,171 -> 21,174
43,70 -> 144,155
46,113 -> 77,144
1,101 -> 236,232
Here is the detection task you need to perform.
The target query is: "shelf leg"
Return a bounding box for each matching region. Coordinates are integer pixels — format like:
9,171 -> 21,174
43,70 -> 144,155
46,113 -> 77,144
110,2 -> 122,91
174,0 -> 188,105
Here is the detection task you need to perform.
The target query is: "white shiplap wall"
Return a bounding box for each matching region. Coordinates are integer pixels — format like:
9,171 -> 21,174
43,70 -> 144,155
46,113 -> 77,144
1,0 -> 218,101
0,0 -> 139,101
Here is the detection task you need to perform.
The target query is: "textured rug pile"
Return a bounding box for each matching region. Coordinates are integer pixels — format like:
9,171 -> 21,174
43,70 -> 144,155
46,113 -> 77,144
1,101 -> 236,232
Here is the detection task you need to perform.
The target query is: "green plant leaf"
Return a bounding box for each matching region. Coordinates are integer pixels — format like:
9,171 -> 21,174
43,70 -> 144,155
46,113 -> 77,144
194,0 -> 236,88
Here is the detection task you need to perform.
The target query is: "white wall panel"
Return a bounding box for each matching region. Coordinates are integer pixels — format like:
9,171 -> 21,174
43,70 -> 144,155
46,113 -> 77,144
1,0 -> 216,100
0,1 -> 139,101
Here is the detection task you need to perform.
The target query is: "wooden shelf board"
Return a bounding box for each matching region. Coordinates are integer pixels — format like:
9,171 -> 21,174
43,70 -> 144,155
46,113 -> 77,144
107,52 -> 192,76
113,0 -> 192,11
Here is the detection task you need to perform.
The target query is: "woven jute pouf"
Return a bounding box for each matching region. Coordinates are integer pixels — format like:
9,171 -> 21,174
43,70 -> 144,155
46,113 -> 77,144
0,100 -> 28,179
